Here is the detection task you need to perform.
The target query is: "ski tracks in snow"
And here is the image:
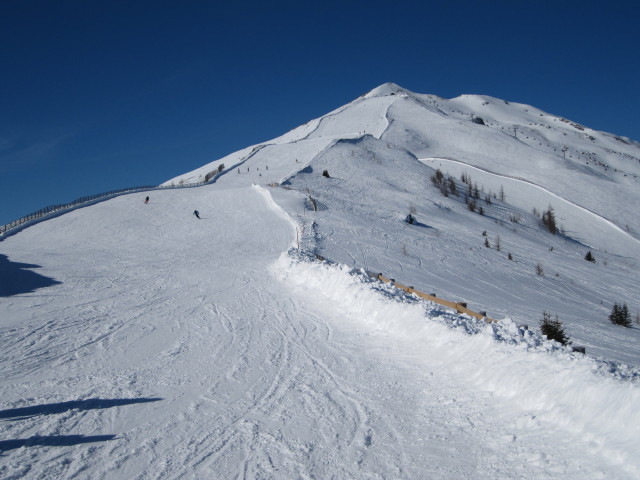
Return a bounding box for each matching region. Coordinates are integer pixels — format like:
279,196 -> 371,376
159,281 -> 396,479
2,185 -> 638,479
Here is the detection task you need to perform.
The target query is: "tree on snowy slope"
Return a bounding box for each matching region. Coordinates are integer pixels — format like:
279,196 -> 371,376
541,206 -> 557,235
540,311 -> 570,345
609,303 -> 632,327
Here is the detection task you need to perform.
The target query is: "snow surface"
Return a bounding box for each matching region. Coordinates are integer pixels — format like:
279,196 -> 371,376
2,83 -> 640,478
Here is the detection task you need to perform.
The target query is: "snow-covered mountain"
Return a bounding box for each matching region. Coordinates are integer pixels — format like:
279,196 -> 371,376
1,83 -> 639,478
168,82 -> 640,365
173,83 -> 640,256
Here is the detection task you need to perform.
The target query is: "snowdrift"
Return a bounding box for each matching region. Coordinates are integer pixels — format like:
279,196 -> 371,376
272,252 -> 640,475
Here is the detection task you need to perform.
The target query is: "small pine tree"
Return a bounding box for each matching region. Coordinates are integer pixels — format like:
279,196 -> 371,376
535,263 -> 544,276
585,251 -> 595,262
609,303 -> 632,327
540,311 -> 570,345
494,235 -> 501,251
448,176 -> 457,196
322,169 -> 330,178
541,206 -> 557,234
431,169 -> 444,189
484,238 -> 490,248
508,252 -> 513,261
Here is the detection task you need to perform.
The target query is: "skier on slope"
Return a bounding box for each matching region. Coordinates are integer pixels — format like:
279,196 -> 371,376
144,196 -> 149,204
193,210 -> 200,219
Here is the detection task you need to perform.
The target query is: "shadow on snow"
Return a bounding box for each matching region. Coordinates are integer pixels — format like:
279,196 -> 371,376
0,397 -> 163,421
0,254 -> 62,297
0,398 -> 163,454
0,434 -> 117,453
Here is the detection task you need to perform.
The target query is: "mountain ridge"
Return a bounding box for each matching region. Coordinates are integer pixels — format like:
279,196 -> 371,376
167,83 -> 640,256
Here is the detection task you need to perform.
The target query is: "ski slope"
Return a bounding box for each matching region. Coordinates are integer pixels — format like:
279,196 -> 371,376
2,83 -> 640,478
1,184 -> 639,479
162,83 -> 640,367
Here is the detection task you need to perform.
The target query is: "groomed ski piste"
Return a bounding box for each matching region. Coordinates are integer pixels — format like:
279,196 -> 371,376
2,83 -> 640,478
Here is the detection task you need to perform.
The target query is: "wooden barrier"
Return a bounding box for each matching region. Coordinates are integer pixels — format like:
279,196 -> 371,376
374,273 -> 494,323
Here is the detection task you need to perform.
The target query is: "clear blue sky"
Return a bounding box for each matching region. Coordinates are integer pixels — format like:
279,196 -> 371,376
1,1 -> 638,226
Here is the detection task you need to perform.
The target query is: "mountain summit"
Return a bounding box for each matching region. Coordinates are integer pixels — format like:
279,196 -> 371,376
169,82 -> 640,259
363,81 -> 411,98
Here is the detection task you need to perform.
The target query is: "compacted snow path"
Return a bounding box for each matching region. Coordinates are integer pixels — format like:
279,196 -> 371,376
0,185 -> 637,479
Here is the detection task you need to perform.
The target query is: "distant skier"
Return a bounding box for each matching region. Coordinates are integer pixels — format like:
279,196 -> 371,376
193,210 -> 200,219
144,196 -> 149,204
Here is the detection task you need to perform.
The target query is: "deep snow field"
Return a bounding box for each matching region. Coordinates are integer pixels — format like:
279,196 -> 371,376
1,83 -> 640,478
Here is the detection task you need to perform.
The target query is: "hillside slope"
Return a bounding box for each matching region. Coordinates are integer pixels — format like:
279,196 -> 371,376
167,83 -> 640,366
169,82 -> 640,256
1,184 -> 639,479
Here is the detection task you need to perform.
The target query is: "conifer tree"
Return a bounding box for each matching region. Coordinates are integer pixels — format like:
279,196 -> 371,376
540,311 -> 570,345
541,206 -> 557,234
609,303 -> 631,327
